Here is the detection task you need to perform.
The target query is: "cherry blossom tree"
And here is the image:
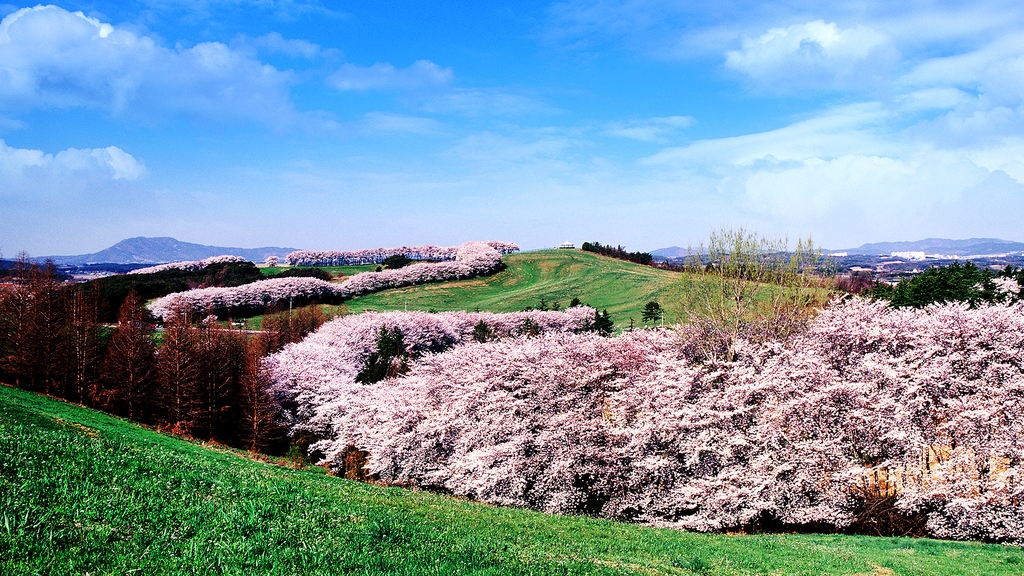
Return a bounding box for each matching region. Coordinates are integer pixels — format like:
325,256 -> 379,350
149,242 -> 510,319
129,255 -> 248,275
267,298 -> 1024,542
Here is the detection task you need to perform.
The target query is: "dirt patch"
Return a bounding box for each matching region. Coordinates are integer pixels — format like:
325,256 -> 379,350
53,417 -> 100,438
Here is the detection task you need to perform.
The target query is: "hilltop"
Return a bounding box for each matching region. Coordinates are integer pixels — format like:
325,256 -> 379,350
42,237 -> 298,265
345,249 -> 680,327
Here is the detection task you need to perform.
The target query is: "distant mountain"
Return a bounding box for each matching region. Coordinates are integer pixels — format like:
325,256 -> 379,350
43,237 -> 300,265
841,238 -> 1024,257
650,246 -> 690,259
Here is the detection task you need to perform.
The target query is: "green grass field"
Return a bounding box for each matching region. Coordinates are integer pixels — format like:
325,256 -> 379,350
2,384 -> 1020,575
346,250 -> 682,328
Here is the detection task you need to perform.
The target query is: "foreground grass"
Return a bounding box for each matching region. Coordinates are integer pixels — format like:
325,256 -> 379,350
2,386 -> 1020,575
347,250 -> 682,328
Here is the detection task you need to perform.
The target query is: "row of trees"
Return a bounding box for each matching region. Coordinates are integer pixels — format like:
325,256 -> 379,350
0,257 -> 329,452
867,261 -> 1022,307
272,298 -> 1024,542
580,242 -> 654,265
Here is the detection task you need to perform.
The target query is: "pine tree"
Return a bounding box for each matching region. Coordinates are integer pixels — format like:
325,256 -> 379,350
641,301 -> 662,325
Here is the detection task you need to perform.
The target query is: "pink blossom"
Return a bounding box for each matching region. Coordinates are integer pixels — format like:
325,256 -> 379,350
286,240 -> 518,266
128,255 -> 248,275
269,298 -> 1024,542
149,242 -> 507,319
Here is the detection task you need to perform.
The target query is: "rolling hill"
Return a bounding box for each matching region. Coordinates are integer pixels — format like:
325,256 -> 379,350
345,249 -> 681,328
1,384 -> 1016,575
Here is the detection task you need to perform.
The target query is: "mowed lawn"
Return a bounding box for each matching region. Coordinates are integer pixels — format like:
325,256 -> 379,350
346,250 -> 682,328
1,385 -> 1020,576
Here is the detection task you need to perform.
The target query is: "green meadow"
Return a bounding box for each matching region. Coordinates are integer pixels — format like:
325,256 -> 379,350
345,250 -> 682,328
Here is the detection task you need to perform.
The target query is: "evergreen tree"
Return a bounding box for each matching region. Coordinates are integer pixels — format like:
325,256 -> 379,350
472,320 -> 494,343
356,326 -> 408,384
641,301 -> 662,325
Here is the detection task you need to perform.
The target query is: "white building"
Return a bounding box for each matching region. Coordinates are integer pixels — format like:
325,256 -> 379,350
891,251 -> 926,260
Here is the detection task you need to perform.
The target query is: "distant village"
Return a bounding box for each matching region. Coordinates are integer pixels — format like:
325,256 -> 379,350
828,251 -> 1024,284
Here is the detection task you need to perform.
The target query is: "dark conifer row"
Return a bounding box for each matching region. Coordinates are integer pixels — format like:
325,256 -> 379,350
580,242 -> 653,266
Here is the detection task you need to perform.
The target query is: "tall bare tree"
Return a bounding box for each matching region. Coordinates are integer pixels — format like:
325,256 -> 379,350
102,291 -> 156,421
156,306 -> 200,434
0,255 -> 70,393
66,287 -> 102,404
235,334 -> 282,452
192,320 -> 240,442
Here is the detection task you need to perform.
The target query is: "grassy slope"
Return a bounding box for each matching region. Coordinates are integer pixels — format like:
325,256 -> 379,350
2,385 -> 1020,576
346,250 -> 682,328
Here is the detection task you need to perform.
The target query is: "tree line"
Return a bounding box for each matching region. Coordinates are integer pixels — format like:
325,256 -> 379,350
867,261 -> 1023,308
579,242 -> 654,265
0,256 -> 329,453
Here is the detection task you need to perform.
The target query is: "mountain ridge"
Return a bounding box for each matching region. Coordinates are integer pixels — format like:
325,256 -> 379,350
839,238 -> 1024,256
42,237 -> 299,265
651,238 -> 1024,259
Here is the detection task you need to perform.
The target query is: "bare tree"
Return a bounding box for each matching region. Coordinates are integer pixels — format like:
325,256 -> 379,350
675,228 -> 834,362
192,319 -> 241,442
102,291 -> 156,420
235,334 -> 282,452
156,305 -> 200,434
66,287 -> 102,405
0,255 -> 71,393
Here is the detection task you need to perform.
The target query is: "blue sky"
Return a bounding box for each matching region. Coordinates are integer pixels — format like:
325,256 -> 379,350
1,0 -> 1023,255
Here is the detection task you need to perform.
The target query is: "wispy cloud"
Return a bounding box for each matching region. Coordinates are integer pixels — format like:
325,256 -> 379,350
247,32 -> 325,59
604,116 -> 694,141
416,88 -> 556,117
358,112 -> 444,135
326,60 -> 453,91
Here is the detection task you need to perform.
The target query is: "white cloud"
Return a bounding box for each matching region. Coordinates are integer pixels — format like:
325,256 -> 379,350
0,5 -> 312,127
327,60 -> 452,91
604,115 -> 694,141
249,32 -> 322,59
0,139 -> 146,183
646,103 -> 894,168
725,20 -> 897,91
637,99 -> 1024,246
